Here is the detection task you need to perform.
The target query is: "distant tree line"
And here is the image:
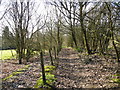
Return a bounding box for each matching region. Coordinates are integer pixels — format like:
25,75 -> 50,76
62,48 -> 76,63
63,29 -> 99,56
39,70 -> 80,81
1,26 -> 16,50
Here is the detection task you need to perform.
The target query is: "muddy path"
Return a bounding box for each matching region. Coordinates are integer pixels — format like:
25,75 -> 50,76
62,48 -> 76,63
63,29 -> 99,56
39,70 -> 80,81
55,48 -> 119,89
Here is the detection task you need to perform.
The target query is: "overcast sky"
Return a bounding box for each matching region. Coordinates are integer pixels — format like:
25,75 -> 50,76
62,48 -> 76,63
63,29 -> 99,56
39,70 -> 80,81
0,0 -> 50,36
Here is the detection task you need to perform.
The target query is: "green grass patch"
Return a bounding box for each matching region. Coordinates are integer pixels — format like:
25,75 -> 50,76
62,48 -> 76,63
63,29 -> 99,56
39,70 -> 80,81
44,65 -> 56,72
17,68 -> 26,72
112,78 -> 120,83
12,71 -> 23,75
34,73 -> 56,88
0,49 -> 16,60
34,65 -> 56,88
112,74 -> 120,83
0,49 -> 39,60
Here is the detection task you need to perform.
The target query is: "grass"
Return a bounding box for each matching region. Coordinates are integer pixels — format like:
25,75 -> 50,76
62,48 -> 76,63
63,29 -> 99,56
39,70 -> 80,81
0,49 -> 16,60
112,78 -> 120,83
0,49 -> 40,60
34,73 -> 56,88
44,65 -> 56,72
34,65 -> 56,88
112,74 -> 120,83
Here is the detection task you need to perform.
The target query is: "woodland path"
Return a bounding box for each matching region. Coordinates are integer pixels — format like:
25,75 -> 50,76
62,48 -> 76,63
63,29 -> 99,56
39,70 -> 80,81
55,48 -> 119,89
1,48 -> 120,90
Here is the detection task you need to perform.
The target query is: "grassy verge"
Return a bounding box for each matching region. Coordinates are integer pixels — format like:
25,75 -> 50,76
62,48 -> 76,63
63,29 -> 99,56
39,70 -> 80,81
0,49 -> 40,60
0,49 -> 16,60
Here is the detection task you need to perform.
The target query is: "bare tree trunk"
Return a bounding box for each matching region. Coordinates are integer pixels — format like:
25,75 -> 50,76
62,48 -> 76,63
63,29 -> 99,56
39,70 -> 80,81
57,22 -> 62,55
19,52 -> 22,64
112,37 -> 120,62
49,48 -> 54,65
73,3 -> 78,48
40,51 -> 46,85
80,19 -> 91,54
99,39 -> 104,55
71,28 -> 78,48
106,3 -> 120,62
10,49 -> 14,58
26,49 -> 30,62
54,46 -> 57,59
79,2 -> 91,54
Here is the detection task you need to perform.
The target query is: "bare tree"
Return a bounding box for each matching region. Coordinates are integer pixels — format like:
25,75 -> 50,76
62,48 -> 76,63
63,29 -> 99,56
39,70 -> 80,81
56,1 -> 78,48
105,2 -> 120,62
3,0 -> 46,64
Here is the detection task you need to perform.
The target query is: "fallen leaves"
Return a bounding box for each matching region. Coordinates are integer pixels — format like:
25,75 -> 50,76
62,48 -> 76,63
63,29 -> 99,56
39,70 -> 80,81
55,48 -> 119,89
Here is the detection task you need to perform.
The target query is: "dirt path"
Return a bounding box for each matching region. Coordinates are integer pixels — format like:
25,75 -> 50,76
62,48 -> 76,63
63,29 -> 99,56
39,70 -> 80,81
55,48 -> 119,89
1,48 -> 119,89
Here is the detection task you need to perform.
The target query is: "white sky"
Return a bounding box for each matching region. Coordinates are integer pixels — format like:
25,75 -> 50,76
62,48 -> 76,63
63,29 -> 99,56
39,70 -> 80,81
0,0 -> 50,36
